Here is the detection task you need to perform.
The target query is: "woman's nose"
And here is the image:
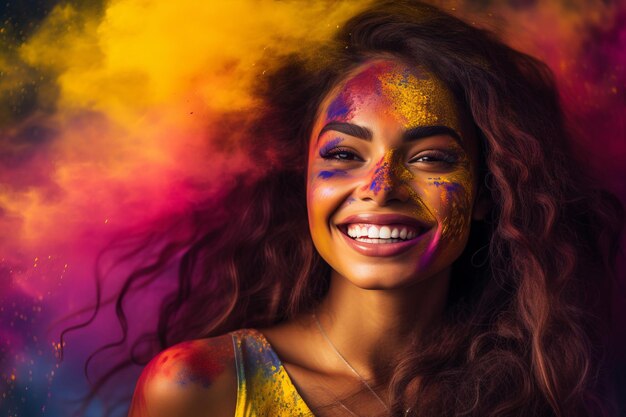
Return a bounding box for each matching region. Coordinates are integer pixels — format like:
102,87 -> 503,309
356,151 -> 411,205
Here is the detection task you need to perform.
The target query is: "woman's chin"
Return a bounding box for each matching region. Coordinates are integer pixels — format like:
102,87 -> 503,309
332,263 -> 443,291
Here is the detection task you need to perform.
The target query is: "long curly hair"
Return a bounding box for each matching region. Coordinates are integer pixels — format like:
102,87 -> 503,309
70,1 -> 624,416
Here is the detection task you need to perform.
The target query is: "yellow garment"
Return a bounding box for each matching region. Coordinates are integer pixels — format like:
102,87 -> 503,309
231,329 -> 315,417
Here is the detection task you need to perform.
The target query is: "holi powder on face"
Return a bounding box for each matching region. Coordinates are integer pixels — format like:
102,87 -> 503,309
360,149 -> 434,220
377,64 -> 462,134
319,137 -> 343,157
326,93 -> 354,121
367,152 -> 395,194
429,178 -> 463,193
324,63 -> 385,122
427,161 -> 474,243
318,169 -> 348,179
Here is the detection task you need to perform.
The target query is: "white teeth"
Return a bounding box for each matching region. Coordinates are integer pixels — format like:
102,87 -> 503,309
356,238 -> 403,244
344,223 -> 421,241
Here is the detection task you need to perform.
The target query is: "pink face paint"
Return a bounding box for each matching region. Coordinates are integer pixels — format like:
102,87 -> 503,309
421,222 -> 444,269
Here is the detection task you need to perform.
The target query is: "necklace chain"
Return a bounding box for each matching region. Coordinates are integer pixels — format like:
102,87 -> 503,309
313,314 -> 391,415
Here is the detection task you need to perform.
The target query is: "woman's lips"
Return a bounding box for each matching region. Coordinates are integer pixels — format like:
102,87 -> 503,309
336,213 -> 431,257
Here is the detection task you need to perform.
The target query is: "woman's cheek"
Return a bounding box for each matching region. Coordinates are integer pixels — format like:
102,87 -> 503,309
307,169 -> 349,254
426,170 -> 474,243
308,168 -> 349,206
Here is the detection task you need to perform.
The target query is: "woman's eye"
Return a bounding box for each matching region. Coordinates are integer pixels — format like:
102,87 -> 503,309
320,148 -> 363,161
410,150 -> 459,165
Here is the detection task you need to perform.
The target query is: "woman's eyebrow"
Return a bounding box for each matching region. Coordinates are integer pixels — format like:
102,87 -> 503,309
318,122 -> 373,142
317,123 -> 463,146
403,125 -> 462,145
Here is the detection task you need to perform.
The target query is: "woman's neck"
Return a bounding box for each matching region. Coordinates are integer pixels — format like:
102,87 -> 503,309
314,267 -> 451,382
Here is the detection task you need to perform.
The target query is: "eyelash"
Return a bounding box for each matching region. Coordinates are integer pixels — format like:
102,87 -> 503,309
321,148 -> 459,165
409,150 -> 459,165
320,147 -> 363,161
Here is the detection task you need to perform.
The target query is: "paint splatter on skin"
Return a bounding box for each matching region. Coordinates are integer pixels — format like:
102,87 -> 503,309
129,338 -> 233,416
429,177 -> 462,193
367,153 -> 394,194
425,153 -> 474,244
148,339 -> 231,389
319,137 -> 344,157
326,93 -> 354,121
377,63 -> 462,134
318,169 -> 348,179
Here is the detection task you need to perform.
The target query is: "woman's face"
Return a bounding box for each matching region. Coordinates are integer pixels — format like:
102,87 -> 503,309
307,59 -> 481,289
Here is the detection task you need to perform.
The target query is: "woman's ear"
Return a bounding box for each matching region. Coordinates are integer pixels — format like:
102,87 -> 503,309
472,183 -> 492,221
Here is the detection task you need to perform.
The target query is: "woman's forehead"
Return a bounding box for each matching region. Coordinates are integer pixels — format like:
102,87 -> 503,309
316,59 -> 463,137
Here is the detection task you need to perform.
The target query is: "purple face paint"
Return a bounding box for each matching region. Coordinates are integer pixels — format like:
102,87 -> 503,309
366,153 -> 394,194
317,169 -> 348,179
429,177 -> 462,193
326,94 -> 352,121
319,137 -> 343,157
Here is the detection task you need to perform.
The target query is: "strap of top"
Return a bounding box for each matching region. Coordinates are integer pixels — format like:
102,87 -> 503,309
231,329 -> 314,417
232,331 -> 249,417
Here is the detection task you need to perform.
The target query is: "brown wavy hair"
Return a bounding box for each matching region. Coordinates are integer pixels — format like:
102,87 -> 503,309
69,1 -> 624,416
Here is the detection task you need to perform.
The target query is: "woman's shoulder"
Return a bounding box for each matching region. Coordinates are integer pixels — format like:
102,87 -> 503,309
128,333 -> 238,417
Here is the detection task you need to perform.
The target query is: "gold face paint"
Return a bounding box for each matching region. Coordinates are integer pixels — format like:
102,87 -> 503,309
378,66 -> 462,134
426,152 -> 473,242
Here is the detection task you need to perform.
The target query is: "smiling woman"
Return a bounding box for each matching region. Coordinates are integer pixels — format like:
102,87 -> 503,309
307,60 -> 482,289
116,1 -> 626,417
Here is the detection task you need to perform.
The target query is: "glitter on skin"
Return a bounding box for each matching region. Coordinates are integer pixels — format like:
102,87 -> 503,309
378,65 -> 462,134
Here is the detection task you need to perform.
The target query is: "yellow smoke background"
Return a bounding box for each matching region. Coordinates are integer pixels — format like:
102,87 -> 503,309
0,0 -> 371,258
